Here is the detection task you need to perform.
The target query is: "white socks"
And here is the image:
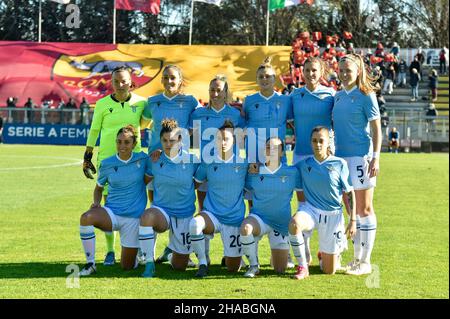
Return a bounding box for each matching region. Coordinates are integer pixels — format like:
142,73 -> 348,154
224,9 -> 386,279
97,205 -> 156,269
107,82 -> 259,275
190,217 -> 207,266
240,234 -> 258,266
289,233 -> 307,267
139,226 -> 155,263
353,215 -> 362,261
80,225 -> 96,264
360,214 -> 377,264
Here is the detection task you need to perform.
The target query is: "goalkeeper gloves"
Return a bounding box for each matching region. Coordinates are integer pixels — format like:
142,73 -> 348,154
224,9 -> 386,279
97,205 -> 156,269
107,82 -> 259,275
83,150 -> 97,179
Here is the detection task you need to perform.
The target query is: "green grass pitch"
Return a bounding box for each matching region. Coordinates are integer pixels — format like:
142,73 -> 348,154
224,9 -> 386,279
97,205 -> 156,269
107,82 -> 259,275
0,144 -> 448,299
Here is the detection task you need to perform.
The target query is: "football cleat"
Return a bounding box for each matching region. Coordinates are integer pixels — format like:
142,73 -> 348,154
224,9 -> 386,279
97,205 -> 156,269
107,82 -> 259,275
103,251 -> 115,266
155,246 -> 172,264
293,265 -> 309,280
80,263 -> 97,276
142,261 -> 156,278
345,259 -> 360,271
243,265 -> 260,278
346,262 -> 372,276
195,264 -> 208,278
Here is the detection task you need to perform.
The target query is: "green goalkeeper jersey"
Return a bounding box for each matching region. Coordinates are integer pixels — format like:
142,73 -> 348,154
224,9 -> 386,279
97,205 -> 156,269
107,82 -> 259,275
86,93 -> 148,164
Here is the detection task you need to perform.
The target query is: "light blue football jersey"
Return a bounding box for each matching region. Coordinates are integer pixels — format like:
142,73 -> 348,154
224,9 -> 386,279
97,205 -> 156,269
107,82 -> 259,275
291,85 -> 335,156
191,104 -> 245,160
296,156 -> 353,211
194,156 -> 248,227
243,92 -> 293,162
97,151 -> 151,218
245,163 -> 300,236
332,87 -> 380,157
148,150 -> 199,218
143,93 -> 200,153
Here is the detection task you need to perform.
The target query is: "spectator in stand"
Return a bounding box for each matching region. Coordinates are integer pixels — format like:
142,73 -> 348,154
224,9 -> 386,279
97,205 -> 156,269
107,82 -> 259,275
425,103 -> 438,131
63,97 -> 77,124
80,97 -> 90,125
388,127 -> 400,153
6,97 -> 17,123
396,59 -> 408,88
380,111 -> 389,129
415,48 -> 426,80
429,69 -> 439,102
374,66 -> 384,88
390,42 -> 400,58
346,42 -> 355,54
410,68 -> 421,102
439,48 -> 447,75
375,42 -> 385,58
24,97 -> 35,124
376,90 -> 386,114
383,64 -> 396,95
409,56 -> 422,84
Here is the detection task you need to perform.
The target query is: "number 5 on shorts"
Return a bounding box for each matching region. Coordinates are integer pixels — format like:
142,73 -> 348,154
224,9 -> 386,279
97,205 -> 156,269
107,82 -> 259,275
356,165 -> 364,178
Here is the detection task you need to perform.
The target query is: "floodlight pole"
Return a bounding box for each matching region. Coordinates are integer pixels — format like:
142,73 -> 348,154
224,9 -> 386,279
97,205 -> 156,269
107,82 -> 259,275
189,0 -> 195,45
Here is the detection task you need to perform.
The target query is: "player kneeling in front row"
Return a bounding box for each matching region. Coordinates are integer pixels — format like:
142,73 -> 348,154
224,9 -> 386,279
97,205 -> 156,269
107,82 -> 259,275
138,119 -> 200,278
79,126 -> 152,276
240,137 -> 300,278
190,121 -> 248,278
289,126 -> 356,279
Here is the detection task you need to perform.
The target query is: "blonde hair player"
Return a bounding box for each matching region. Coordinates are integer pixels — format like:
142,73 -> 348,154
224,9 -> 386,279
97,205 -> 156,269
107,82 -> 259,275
289,56 -> 336,266
333,53 -> 382,276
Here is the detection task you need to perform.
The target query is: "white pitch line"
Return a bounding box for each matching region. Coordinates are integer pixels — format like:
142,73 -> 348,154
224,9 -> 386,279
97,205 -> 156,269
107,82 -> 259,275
0,155 -> 82,171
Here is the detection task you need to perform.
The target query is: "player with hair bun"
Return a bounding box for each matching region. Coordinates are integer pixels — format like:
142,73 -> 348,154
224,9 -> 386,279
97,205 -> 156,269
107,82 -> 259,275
243,57 -> 293,164
190,120 -> 248,278
290,126 -> 356,279
79,125 -> 152,276
190,74 -> 245,265
141,65 -> 201,265
138,119 -> 200,278
240,136 -> 300,278
333,53 -> 381,276
83,66 -> 148,266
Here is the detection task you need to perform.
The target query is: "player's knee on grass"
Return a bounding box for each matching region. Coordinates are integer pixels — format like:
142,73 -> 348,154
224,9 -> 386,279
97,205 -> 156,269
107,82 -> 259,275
170,252 -> 189,271
321,253 -> 337,275
121,247 -> 138,270
225,256 -> 242,272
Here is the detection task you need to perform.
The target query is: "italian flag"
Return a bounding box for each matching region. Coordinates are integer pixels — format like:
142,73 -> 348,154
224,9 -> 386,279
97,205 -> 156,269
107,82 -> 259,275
269,0 -> 313,10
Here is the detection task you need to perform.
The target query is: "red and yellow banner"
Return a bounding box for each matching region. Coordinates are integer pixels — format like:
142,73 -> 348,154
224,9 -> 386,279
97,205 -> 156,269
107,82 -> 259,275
0,41 -> 291,107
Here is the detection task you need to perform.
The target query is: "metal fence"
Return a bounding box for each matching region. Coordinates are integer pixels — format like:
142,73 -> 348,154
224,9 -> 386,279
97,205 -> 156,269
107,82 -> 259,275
1,107 -> 448,146
0,107 -> 93,126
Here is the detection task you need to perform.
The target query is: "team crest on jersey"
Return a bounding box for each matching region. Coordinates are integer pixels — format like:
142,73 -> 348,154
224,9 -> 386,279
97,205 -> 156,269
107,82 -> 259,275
280,176 -> 287,183
182,164 -> 186,170
213,166 -> 218,172
114,166 -> 118,172
109,108 -> 113,113
160,162 -> 164,168
156,102 -> 161,107
179,102 -> 183,108
301,93 -> 305,98
131,105 -> 137,113
260,176 -> 264,182
307,166 -> 312,172
351,97 -> 355,103
255,103 -> 259,109
234,166 -> 241,173
136,160 -> 141,168
276,102 -> 281,109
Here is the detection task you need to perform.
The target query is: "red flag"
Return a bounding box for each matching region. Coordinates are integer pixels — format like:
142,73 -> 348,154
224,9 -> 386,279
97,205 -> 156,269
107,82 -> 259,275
115,0 -> 160,15
301,0 -> 314,5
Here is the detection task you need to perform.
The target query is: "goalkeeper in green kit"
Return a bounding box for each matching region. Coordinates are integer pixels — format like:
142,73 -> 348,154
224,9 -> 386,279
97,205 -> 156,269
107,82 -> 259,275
83,66 -> 149,266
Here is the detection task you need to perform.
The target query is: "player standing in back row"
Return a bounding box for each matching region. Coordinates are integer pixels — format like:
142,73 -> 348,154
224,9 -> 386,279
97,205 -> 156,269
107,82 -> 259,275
332,54 -> 382,275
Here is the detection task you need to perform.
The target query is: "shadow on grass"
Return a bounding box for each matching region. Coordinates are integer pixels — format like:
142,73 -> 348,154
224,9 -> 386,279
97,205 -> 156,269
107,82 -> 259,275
0,262 -> 332,280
